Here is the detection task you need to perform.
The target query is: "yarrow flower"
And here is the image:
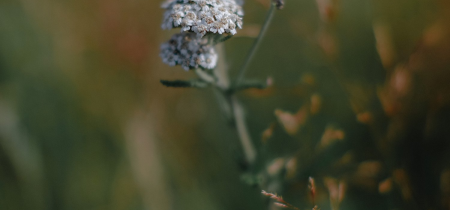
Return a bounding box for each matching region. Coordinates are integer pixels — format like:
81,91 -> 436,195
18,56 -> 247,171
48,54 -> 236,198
161,0 -> 244,37
160,32 -> 218,70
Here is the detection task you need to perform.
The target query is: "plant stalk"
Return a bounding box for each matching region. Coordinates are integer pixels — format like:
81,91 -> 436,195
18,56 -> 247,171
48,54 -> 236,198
213,44 -> 257,165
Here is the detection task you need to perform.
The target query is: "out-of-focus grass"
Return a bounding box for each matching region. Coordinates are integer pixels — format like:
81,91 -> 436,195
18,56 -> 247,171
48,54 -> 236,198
0,0 -> 449,209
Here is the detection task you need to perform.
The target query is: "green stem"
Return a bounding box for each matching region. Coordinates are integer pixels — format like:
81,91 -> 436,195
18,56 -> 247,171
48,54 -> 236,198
232,3 -> 276,89
195,68 -> 217,83
212,44 -> 257,165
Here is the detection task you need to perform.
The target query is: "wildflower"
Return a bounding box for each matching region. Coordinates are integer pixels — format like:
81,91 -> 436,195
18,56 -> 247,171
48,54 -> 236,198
181,18 -> 193,31
185,11 -> 197,22
226,22 -> 237,35
219,17 -> 229,29
194,0 -> 210,11
228,14 -> 243,28
204,16 -> 215,25
160,32 -> 218,70
210,8 -> 223,20
210,21 -> 225,34
193,24 -> 209,37
198,52 -> 218,69
198,11 -> 209,20
171,11 -> 184,27
161,0 -> 244,37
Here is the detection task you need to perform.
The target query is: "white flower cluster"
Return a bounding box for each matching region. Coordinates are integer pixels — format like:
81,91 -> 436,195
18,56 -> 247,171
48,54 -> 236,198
160,32 -> 218,70
161,0 -> 244,37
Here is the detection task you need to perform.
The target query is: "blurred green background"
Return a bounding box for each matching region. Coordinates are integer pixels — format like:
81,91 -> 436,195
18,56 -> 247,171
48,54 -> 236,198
1,0 -> 450,209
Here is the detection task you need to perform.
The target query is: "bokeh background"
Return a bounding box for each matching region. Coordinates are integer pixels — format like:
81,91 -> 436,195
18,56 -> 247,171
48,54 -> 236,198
1,0 -> 450,209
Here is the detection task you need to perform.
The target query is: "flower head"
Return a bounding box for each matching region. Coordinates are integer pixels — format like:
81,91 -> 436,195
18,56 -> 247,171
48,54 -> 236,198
160,32 -> 218,70
161,0 -> 244,37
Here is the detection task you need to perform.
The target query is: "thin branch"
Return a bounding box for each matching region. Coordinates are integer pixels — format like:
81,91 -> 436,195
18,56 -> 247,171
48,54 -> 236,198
232,3 -> 276,89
